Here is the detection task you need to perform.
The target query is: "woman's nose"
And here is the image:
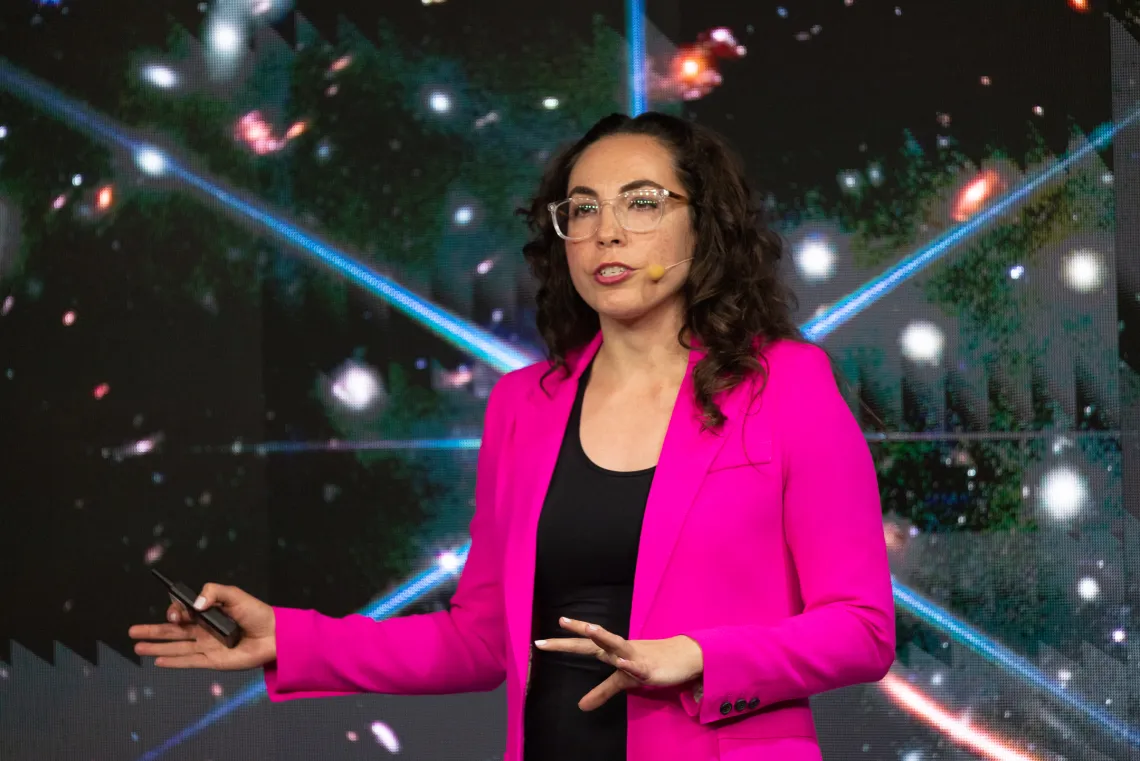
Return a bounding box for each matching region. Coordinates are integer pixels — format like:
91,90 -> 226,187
595,203 -> 624,241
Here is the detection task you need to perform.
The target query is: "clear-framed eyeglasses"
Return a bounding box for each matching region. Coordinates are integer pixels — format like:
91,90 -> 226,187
547,187 -> 688,242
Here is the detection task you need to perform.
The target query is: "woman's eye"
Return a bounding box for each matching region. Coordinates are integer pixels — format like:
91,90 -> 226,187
573,203 -> 598,216
628,198 -> 659,211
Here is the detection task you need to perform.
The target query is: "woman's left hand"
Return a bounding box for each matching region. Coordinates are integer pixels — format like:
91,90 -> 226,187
534,617 -> 704,711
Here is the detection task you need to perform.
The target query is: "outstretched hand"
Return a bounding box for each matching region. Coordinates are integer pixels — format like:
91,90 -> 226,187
534,617 -> 704,711
128,583 -> 277,671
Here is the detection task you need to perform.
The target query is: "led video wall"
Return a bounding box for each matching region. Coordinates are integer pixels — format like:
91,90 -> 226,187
1,0 -> 1138,759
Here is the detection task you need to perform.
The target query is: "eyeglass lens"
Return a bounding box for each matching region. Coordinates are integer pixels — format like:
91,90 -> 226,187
553,190 -> 666,240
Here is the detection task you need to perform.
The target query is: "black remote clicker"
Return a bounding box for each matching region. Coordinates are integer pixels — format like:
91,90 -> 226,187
150,568 -> 244,648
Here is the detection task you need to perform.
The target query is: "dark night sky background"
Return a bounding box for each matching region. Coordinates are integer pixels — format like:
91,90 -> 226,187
0,0 -> 1120,668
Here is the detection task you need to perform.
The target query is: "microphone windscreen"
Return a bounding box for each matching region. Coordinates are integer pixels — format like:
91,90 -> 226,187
646,264 -> 666,280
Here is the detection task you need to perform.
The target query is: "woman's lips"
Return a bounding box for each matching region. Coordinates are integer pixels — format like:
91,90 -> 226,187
594,263 -> 635,285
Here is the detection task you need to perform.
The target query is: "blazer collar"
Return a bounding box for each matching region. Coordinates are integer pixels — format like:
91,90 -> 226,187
502,337 -> 598,684
629,341 -> 734,638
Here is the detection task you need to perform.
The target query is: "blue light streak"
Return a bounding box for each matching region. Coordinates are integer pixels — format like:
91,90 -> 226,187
0,59 -> 539,374
800,118 -> 1135,342
176,169 -> 537,372
199,438 -> 484,454
894,580 -> 1140,747
626,0 -> 647,115
135,550 -> 471,761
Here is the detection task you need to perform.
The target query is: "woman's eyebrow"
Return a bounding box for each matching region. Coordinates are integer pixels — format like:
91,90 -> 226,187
566,179 -> 666,197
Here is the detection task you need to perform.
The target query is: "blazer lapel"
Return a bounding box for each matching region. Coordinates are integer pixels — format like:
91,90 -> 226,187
502,333 -> 603,689
628,348 -> 739,639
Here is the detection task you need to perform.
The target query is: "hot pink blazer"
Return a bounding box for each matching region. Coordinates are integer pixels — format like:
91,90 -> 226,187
263,334 -> 896,760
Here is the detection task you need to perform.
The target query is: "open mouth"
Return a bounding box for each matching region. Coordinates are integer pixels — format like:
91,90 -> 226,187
595,263 -> 632,277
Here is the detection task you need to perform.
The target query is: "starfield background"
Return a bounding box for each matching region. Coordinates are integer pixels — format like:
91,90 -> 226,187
1,0 -> 1139,759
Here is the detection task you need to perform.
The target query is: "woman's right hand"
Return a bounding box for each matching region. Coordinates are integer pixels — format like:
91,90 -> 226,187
128,583 -> 277,671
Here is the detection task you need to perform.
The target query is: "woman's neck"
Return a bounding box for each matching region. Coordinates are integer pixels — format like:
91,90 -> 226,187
594,303 -> 689,387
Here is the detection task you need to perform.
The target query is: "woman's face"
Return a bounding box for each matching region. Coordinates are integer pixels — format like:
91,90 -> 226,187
562,134 -> 695,325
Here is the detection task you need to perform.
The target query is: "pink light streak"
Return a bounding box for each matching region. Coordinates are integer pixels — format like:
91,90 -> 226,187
879,672 -> 1045,761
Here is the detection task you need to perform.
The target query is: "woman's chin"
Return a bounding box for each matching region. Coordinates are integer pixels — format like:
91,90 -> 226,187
594,301 -> 650,323
592,290 -> 683,325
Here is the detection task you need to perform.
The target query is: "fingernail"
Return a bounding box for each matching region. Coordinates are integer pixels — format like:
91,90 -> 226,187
560,617 -> 571,624
193,596 -> 207,610
168,611 -> 178,623
534,640 -> 547,647
586,624 -> 598,632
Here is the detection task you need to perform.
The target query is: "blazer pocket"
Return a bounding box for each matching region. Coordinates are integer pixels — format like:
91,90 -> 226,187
707,436 -> 773,473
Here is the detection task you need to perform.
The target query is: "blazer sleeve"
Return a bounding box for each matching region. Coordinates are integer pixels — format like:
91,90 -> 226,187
263,377 -> 513,701
680,345 -> 896,724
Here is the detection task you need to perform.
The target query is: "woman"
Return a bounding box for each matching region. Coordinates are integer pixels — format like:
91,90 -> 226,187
129,112 -> 895,761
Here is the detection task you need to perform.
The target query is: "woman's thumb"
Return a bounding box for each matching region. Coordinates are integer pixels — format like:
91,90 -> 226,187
192,582 -> 231,611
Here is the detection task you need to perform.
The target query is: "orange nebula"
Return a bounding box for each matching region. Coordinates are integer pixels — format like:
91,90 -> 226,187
96,185 -> 114,211
951,169 -> 1004,222
285,120 -> 309,140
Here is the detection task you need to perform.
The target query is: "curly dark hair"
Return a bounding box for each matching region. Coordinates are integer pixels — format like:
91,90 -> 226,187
518,111 -> 802,429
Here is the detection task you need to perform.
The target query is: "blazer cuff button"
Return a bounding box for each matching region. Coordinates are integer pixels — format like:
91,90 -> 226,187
719,702 -> 733,716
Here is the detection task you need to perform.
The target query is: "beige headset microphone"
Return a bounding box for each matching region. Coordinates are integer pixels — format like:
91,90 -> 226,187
646,258 -> 694,281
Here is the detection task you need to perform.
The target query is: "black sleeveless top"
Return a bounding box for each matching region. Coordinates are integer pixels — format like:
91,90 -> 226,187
523,363 -> 655,761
